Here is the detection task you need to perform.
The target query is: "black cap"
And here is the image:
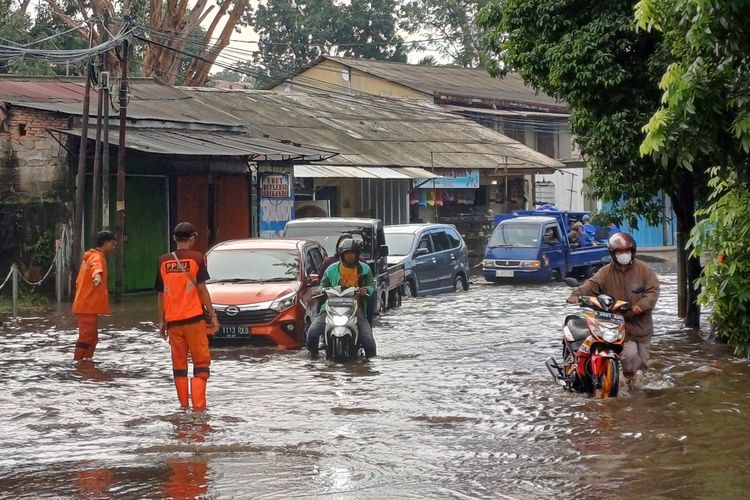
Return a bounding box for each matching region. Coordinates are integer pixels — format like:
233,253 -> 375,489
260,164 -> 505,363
173,221 -> 197,236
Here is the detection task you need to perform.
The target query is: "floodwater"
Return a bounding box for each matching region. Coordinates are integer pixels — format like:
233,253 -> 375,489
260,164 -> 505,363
2,268 -> 750,499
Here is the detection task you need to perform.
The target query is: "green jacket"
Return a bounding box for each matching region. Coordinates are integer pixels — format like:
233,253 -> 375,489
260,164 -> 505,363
319,261 -> 375,313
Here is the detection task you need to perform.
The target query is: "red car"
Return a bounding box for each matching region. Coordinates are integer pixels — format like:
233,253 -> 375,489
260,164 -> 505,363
205,239 -> 326,348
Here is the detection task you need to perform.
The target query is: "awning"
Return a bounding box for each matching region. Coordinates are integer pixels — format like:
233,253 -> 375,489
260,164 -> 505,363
294,165 -> 439,179
55,127 -> 335,161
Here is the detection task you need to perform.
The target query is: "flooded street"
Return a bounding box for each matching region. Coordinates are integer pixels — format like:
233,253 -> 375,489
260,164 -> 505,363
2,269 -> 750,499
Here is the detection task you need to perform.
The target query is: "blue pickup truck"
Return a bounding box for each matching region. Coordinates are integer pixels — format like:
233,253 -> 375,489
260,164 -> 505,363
482,211 -> 610,283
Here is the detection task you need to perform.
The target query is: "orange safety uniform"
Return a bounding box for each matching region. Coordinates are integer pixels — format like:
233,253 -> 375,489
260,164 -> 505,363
72,249 -> 110,360
155,249 -> 211,409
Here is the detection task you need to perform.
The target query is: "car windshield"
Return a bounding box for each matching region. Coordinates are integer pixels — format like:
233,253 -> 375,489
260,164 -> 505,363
488,223 -> 540,248
283,224 -> 373,259
207,249 -> 299,282
384,233 -> 415,256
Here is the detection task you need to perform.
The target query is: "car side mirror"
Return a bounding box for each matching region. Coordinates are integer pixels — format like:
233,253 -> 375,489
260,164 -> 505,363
307,273 -> 319,286
380,244 -> 389,257
416,247 -> 429,256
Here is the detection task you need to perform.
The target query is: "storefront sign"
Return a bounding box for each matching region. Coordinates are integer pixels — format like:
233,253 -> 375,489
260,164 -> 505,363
417,168 -> 480,189
260,171 -> 294,237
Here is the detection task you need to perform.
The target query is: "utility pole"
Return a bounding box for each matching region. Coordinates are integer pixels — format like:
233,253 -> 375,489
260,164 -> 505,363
114,24 -> 130,301
114,36 -> 129,300
90,17 -> 105,238
101,12 -> 111,231
72,22 -> 95,274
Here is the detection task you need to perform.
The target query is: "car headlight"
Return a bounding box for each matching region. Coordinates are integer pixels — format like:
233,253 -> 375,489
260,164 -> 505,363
332,315 -> 348,326
271,291 -> 296,312
483,259 -> 496,268
521,260 -> 541,269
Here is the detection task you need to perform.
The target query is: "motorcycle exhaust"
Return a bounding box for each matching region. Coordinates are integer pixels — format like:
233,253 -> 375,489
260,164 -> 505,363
545,357 -> 567,386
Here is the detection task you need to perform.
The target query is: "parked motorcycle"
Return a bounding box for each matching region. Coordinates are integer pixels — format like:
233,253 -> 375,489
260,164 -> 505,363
546,278 -> 636,398
322,286 -> 364,362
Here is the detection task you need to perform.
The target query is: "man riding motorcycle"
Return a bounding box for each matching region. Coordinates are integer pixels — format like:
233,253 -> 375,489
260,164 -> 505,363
567,232 -> 660,389
305,237 -> 377,358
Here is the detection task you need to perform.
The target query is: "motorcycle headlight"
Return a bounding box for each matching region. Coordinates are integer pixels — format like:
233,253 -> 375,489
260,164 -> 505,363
332,315 -> 348,326
598,323 -> 623,343
271,291 -> 296,312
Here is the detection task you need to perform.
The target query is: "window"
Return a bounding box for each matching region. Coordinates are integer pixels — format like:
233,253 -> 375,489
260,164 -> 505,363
416,234 -> 433,254
446,229 -> 462,249
307,247 -> 324,274
542,226 -> 561,246
431,231 -> 452,252
536,128 -> 557,158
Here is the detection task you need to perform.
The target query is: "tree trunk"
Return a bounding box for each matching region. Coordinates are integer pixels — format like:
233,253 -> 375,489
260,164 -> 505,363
673,173 -> 701,328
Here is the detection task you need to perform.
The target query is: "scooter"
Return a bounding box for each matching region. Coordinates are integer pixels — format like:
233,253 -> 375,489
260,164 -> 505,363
321,286 -> 365,362
546,278 -> 635,398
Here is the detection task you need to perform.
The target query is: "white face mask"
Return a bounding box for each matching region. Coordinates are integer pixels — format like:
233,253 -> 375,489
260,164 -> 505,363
615,252 -> 632,266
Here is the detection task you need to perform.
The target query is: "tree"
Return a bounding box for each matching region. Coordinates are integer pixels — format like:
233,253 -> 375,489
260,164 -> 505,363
401,0 -> 491,67
42,0 -> 252,86
478,0 -> 705,326
637,0 -> 750,348
252,0 -> 406,79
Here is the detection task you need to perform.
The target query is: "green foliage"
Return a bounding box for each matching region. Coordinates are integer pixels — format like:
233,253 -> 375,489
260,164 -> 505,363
689,168 -> 750,355
401,0 -> 492,67
636,0 -> 750,173
477,0 -> 683,227
253,0 -> 406,78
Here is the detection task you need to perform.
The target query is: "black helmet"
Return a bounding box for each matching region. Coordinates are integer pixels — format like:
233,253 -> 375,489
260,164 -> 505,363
608,232 -> 636,263
338,237 -> 361,258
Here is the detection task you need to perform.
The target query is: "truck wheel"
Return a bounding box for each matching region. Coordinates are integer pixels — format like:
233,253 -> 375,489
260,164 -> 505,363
380,290 -> 388,312
549,269 -> 561,282
453,274 -> 469,292
405,279 -> 417,298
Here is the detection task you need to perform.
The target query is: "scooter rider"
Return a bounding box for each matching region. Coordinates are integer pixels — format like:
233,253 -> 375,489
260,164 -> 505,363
566,232 -> 660,389
306,237 -> 377,358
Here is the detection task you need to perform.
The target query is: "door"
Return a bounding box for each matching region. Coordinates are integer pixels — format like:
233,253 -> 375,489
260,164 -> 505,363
413,231 -> 439,291
301,245 -> 324,320
176,175 -> 210,254
541,224 -> 566,275
123,176 -> 168,291
445,227 -> 468,281
430,229 -> 455,289
215,175 -> 251,244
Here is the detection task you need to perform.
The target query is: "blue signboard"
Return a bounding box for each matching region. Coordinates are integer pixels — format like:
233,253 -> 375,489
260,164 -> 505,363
417,168 -> 480,189
260,172 -> 294,237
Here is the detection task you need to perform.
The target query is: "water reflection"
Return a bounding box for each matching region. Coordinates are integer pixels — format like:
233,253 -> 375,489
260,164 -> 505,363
0,272 -> 749,498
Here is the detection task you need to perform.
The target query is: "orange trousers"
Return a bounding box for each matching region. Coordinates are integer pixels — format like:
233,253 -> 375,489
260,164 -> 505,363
169,321 -> 211,380
74,314 -> 99,360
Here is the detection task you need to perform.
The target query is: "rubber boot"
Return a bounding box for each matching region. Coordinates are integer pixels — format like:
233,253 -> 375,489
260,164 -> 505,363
174,377 -> 190,409
73,342 -> 90,361
191,377 -> 207,411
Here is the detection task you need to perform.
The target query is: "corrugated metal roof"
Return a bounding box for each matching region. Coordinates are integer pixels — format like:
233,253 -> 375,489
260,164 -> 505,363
56,127 -> 332,160
183,89 -> 563,173
268,56 -> 566,112
0,76 -> 242,126
294,165 -> 438,179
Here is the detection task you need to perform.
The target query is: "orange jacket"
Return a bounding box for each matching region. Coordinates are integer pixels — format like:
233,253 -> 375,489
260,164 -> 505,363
156,250 -> 208,326
72,249 -> 110,315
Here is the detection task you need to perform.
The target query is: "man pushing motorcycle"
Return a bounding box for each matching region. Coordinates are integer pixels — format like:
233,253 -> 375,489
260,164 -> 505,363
567,232 -> 660,389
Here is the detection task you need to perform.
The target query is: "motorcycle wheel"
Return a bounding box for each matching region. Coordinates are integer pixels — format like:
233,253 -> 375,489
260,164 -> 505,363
600,359 -> 620,398
331,336 -> 355,362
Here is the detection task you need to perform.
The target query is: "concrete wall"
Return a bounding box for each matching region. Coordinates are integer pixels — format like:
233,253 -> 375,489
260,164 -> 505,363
0,107 -> 70,198
274,59 -> 428,99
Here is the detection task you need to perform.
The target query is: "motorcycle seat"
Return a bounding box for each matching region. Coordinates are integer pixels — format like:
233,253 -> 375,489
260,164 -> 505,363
566,317 -> 590,341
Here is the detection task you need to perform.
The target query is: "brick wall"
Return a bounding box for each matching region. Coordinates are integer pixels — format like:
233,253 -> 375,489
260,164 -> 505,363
0,106 -> 71,198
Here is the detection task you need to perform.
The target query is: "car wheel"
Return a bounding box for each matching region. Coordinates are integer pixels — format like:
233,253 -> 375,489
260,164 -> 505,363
405,279 -> 417,298
453,274 -> 469,292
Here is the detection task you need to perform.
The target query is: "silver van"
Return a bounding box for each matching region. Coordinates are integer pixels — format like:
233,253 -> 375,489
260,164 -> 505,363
384,223 -> 470,297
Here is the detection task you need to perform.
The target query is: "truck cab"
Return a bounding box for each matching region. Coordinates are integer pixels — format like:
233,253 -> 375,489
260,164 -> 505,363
282,217 -> 404,313
483,211 -> 610,283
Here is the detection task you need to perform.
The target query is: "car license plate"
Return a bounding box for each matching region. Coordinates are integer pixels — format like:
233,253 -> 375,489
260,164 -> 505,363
220,325 -> 250,337
495,270 -> 514,278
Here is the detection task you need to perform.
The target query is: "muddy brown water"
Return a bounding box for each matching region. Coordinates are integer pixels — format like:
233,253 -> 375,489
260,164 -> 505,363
1,269 -> 749,499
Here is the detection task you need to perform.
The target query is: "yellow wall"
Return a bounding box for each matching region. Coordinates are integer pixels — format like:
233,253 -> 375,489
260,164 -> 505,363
272,59 -> 428,99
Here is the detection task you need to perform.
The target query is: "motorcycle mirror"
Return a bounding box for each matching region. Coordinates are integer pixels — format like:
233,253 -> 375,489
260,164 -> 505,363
564,277 -> 580,287
631,285 -> 646,294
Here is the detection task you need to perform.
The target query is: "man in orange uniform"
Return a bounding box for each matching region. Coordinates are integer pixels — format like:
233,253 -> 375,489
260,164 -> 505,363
156,222 -> 220,410
72,230 -> 117,360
